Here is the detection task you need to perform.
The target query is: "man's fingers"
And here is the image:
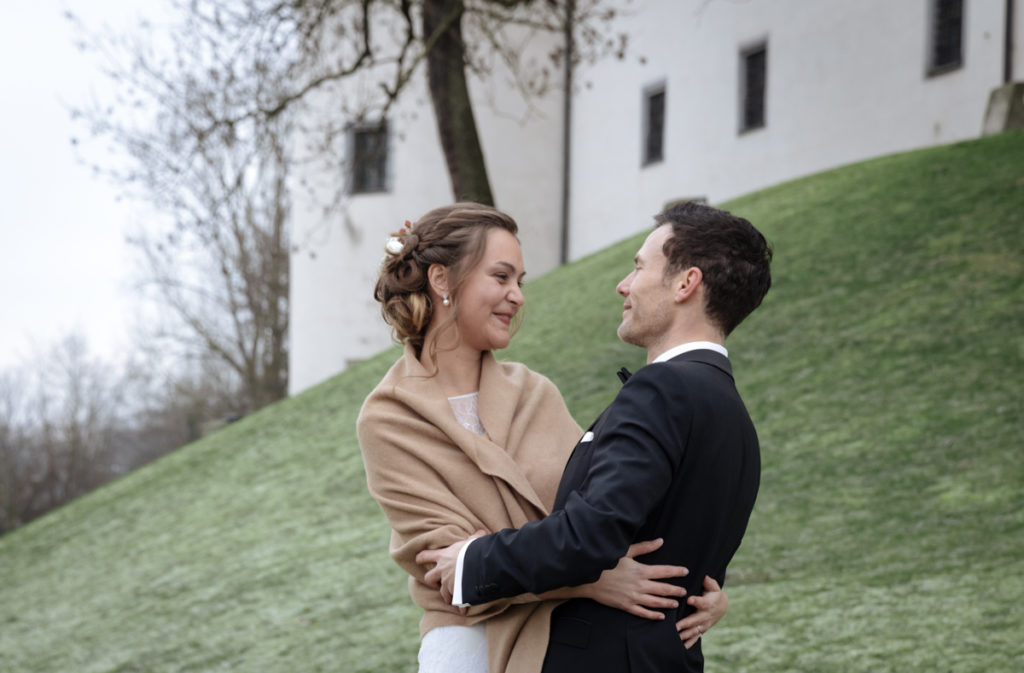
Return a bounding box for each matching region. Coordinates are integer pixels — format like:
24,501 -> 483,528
676,615 -> 698,631
703,575 -> 722,592
626,538 -> 663,558
675,619 -> 702,648
422,566 -> 441,588
415,548 -> 440,565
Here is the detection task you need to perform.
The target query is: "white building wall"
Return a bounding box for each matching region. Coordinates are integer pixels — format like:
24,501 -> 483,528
1016,0 -> 1024,77
288,29 -> 564,394
568,0 -> 1014,259
290,0 -> 1018,394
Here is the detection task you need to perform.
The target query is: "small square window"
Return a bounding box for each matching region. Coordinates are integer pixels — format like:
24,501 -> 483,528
928,0 -> 964,75
740,43 -> 767,133
643,85 -> 666,166
349,121 -> 389,194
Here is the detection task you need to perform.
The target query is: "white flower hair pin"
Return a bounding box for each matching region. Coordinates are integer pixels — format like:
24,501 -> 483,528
385,220 -> 414,255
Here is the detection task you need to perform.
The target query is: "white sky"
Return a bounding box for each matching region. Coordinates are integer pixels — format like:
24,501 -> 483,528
0,1 -> 153,370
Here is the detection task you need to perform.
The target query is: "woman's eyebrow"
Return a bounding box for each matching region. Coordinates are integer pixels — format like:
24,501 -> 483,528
491,260 -> 526,278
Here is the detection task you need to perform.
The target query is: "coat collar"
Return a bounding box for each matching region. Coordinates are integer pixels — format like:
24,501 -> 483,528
388,344 -> 549,513
664,348 -> 734,380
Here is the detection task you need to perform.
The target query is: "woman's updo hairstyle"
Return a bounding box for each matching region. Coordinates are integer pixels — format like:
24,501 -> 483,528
374,202 -> 519,355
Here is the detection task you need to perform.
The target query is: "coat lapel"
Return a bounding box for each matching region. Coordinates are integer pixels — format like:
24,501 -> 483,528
473,352 -> 548,513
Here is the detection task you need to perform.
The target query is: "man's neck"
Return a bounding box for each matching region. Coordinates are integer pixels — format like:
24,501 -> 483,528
645,329 -> 724,364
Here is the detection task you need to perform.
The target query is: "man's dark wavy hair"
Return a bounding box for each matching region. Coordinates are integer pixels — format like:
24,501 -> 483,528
656,201 -> 773,336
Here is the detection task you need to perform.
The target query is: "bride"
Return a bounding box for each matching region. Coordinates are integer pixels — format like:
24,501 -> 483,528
358,203 -> 726,673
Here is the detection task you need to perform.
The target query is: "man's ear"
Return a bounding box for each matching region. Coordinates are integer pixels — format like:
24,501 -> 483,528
427,264 -> 450,298
673,267 -> 702,303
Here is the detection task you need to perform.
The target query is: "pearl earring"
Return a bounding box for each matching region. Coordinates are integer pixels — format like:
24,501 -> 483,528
442,293 -> 450,307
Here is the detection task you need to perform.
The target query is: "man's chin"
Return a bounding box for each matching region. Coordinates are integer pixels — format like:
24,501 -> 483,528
617,323 -> 639,346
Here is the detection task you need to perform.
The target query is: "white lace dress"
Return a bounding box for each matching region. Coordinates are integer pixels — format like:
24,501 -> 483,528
417,392 -> 489,673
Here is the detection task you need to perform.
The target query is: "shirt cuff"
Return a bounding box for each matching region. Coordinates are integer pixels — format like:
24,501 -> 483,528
452,538 -> 474,607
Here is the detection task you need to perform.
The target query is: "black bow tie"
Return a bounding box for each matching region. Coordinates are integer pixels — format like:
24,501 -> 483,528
617,367 -> 632,384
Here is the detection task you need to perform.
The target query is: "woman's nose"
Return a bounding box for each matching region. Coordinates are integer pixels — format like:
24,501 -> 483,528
509,285 -> 524,306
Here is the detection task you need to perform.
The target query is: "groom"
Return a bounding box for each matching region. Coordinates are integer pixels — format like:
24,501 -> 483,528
418,202 -> 773,671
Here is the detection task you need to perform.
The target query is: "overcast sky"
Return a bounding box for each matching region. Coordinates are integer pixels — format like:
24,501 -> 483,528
0,1 -> 150,370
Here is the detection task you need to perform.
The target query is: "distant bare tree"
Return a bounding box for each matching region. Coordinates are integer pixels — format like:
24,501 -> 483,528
121,126 -> 292,413
0,371 -> 28,532
0,335 -> 250,535
0,336 -> 127,533
68,11 -> 292,413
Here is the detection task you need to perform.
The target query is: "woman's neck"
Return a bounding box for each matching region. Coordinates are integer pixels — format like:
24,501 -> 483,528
420,338 -> 483,397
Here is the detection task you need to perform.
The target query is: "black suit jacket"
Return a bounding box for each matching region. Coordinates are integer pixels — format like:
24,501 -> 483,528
461,349 -> 761,672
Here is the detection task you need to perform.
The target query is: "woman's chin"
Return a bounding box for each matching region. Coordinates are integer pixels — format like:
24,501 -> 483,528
488,334 -> 512,351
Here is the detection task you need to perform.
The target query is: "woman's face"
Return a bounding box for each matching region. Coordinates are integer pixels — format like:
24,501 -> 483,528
454,228 -> 526,353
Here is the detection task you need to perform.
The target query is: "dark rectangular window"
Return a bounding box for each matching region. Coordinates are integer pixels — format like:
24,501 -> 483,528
929,0 -> 964,75
350,121 -> 388,194
741,43 -> 767,132
643,86 -> 665,166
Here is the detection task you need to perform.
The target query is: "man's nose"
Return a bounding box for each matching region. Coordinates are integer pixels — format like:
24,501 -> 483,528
616,273 -> 632,297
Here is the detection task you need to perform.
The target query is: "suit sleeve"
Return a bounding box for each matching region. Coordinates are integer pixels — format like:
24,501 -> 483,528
461,366 -> 691,603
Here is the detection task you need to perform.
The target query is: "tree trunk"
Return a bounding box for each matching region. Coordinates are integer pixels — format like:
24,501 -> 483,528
422,0 -> 495,205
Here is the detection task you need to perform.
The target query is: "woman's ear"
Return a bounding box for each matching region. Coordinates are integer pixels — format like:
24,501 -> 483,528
427,264 -> 450,299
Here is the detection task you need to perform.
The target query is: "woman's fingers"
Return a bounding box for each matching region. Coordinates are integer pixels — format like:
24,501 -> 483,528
626,538 -> 663,558
638,563 -> 689,580
625,604 -> 668,620
642,579 -> 686,598
635,592 -> 680,610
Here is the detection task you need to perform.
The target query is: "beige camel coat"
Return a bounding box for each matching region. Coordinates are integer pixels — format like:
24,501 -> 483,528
357,344 -> 583,673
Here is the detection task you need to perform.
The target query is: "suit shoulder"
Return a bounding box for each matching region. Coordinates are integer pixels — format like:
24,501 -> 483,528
617,363 -> 696,411
626,358 -> 732,406
661,355 -> 734,385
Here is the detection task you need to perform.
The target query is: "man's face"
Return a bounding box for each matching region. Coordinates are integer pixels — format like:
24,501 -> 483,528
616,225 -> 677,348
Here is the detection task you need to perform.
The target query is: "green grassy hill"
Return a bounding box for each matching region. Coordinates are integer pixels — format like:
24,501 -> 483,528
2,131 -> 1022,672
